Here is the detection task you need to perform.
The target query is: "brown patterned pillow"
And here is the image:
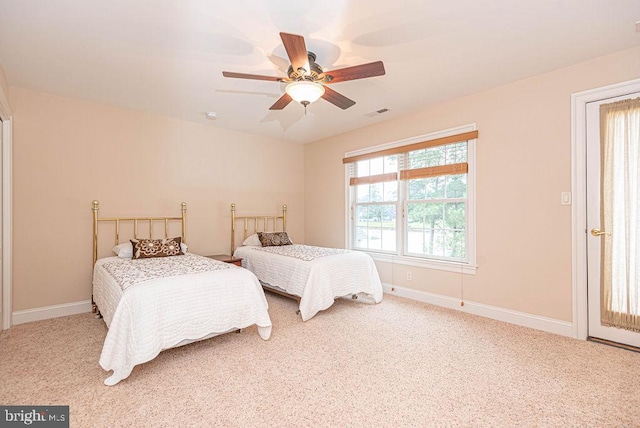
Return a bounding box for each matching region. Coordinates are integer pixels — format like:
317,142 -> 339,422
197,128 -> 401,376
130,237 -> 184,259
257,232 -> 293,247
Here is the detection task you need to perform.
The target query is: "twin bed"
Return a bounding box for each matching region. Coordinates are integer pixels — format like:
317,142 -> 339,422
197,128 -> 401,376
92,201 -> 382,385
230,203 -> 383,321
91,201 -> 271,386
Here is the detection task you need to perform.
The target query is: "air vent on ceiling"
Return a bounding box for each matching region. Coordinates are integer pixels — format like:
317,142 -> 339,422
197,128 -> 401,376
365,108 -> 391,118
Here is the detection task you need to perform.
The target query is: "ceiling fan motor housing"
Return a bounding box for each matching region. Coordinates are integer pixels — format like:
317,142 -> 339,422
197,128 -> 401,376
287,52 -> 324,81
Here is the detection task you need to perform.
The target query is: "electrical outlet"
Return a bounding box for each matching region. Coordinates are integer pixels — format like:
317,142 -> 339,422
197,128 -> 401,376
406,271 -> 412,281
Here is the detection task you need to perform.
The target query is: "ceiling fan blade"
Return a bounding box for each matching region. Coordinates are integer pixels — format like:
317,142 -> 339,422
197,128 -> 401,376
269,93 -> 293,110
222,71 -> 285,82
322,86 -> 356,110
320,61 -> 386,84
280,32 -> 310,75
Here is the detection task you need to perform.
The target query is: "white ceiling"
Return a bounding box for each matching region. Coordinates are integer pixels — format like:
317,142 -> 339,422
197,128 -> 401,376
0,0 -> 639,144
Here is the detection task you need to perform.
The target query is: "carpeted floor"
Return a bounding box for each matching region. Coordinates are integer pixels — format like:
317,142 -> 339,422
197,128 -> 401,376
1,293 -> 639,427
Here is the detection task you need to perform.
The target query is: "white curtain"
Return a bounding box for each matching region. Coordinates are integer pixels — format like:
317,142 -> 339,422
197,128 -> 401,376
600,97 -> 640,332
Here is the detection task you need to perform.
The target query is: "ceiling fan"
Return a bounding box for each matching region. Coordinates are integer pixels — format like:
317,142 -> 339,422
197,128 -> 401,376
222,32 -> 385,111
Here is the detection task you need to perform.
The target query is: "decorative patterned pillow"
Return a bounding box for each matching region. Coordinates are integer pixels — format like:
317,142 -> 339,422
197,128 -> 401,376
130,237 -> 185,259
113,241 -> 188,258
257,232 -> 293,247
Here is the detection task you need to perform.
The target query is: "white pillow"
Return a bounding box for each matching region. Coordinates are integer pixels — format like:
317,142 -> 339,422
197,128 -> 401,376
113,241 -> 188,258
242,234 -> 262,246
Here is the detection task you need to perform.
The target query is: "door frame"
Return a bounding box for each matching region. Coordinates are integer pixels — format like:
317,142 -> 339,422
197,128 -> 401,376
0,82 -> 11,330
571,77 -> 640,340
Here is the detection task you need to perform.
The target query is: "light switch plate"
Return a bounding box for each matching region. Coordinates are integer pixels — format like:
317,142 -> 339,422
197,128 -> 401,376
561,192 -> 571,205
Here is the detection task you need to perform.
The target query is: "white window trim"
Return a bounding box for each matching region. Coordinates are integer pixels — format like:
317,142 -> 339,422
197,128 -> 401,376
344,124 -> 477,275
0,85 -> 12,330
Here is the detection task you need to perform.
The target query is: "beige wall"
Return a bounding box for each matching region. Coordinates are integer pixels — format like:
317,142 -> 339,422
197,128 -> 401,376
0,65 -> 9,105
11,87 -> 305,311
0,65 -> 11,116
305,45 -> 640,323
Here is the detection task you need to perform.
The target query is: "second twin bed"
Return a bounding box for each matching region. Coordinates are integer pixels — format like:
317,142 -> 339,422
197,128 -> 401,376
231,203 -> 383,321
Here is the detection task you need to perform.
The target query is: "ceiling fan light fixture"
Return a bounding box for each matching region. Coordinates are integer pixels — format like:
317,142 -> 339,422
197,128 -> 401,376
285,80 -> 325,106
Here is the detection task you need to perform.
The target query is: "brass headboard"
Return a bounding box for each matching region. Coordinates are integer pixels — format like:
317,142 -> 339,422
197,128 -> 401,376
230,203 -> 287,255
92,200 -> 187,265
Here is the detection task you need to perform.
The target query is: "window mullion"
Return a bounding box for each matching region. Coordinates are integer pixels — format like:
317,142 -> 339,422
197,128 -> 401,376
408,197 -> 466,204
399,153 -> 407,257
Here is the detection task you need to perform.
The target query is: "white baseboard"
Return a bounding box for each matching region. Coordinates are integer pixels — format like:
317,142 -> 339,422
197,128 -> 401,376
10,288 -> 574,337
383,284 -> 574,337
12,300 -> 92,325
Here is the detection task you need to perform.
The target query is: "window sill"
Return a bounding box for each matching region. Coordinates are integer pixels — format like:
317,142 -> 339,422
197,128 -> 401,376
365,252 -> 477,275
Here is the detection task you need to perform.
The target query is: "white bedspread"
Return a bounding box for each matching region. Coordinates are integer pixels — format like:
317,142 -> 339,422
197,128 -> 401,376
233,245 -> 383,321
93,254 -> 272,386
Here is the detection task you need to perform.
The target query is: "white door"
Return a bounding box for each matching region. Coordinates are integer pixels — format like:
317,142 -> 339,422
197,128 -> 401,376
586,91 -> 640,347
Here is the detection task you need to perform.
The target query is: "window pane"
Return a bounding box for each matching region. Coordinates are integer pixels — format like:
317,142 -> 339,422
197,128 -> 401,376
355,227 -> 368,248
407,229 -> 424,254
356,184 -> 370,203
381,206 -> 396,251
406,143 -> 468,171
423,229 -> 444,256
407,203 -> 426,229
444,230 -> 466,259
408,178 -> 426,200
406,201 -> 467,260
382,205 -> 396,223
408,202 -> 444,229
444,202 -> 466,229
356,205 -> 369,225
384,155 -> 398,173
445,142 -> 467,164
424,203 -> 444,229
367,229 -> 382,250
357,155 -> 398,179
370,182 -> 383,202
446,174 -> 467,198
407,200 -> 466,258
354,204 -> 396,252
370,157 -> 383,175
383,181 -> 398,201
356,160 -> 369,177
409,149 -> 427,168
368,204 -> 383,222
425,146 -> 446,167
425,176 -> 446,199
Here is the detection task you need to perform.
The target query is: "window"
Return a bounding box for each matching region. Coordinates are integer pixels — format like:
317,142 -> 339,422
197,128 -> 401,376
352,155 -> 398,252
344,126 -> 477,273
